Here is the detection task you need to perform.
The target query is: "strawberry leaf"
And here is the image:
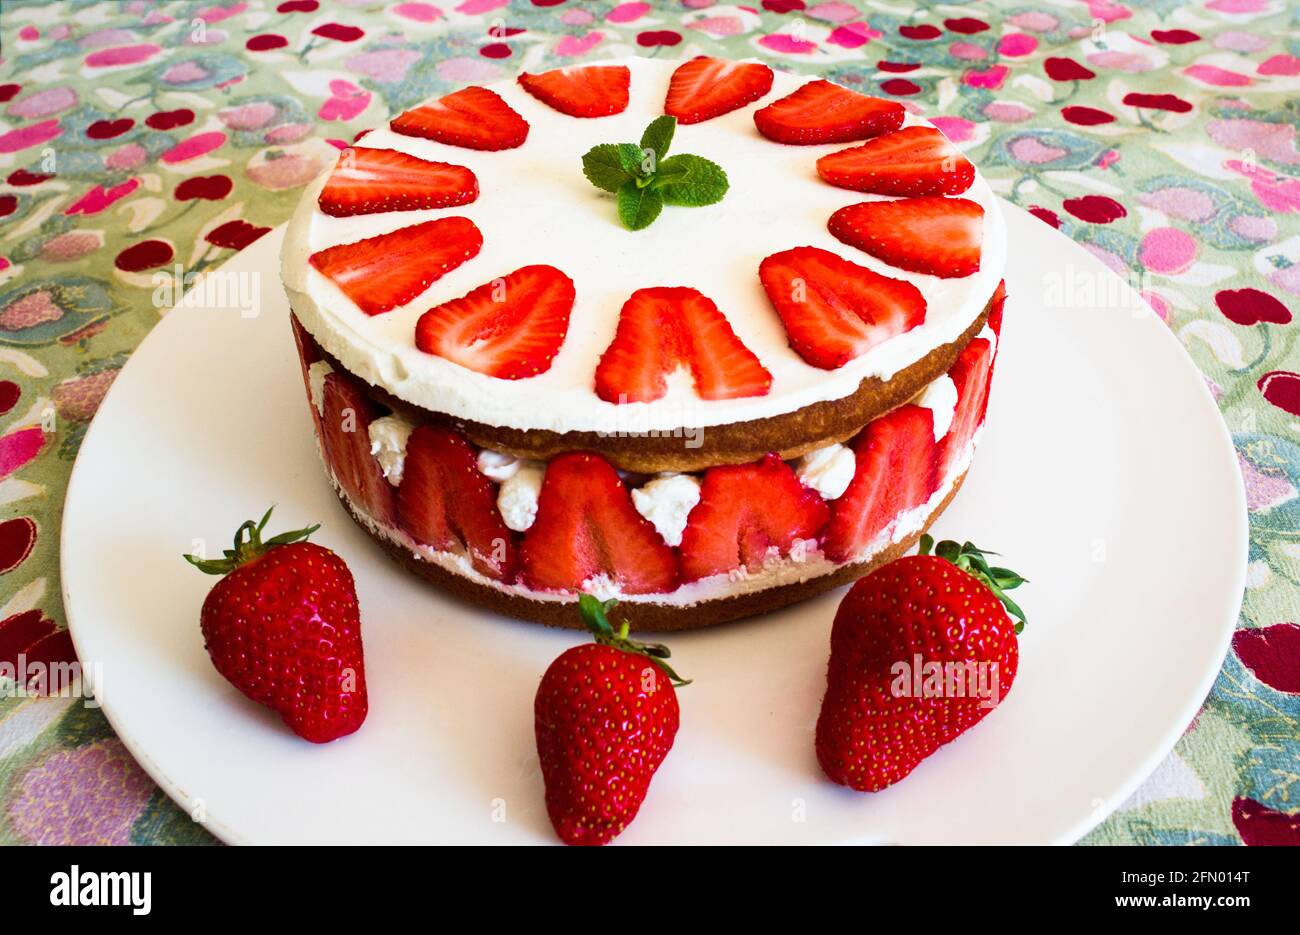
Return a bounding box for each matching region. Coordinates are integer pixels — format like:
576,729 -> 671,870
617,181 -> 663,230
653,154 -> 729,207
577,595 -> 690,687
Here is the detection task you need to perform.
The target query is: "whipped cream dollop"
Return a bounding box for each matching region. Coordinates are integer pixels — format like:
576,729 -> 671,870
631,473 -> 702,546
476,449 -> 522,482
795,443 -> 856,500
281,57 -> 1007,435
307,360 -> 333,416
914,374 -> 959,442
497,460 -> 545,532
367,412 -> 416,486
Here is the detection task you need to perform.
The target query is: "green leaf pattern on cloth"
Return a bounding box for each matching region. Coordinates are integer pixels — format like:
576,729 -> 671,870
0,0 -> 1296,845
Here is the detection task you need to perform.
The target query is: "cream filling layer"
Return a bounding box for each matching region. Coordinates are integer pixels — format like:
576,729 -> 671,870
331,431 -> 979,609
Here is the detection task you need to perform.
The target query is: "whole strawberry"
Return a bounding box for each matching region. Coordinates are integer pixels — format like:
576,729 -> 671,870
184,508 -> 367,743
535,596 -> 687,846
816,536 -> 1026,792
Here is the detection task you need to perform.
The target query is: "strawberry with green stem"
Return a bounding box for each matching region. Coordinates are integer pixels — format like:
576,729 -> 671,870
816,535 -> 1026,792
184,508 -> 368,743
535,596 -> 688,846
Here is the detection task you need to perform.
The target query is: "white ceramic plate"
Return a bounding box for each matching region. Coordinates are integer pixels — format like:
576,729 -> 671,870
61,202 -> 1247,844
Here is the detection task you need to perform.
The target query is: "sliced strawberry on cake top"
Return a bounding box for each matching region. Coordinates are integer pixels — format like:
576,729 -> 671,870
521,452 -> 680,595
309,216 -> 483,316
319,371 -> 397,527
678,453 -> 829,582
754,79 -> 904,145
391,86 -> 529,151
829,196 -> 983,279
397,425 -> 519,582
937,337 -> 994,479
318,147 -> 478,217
823,404 -> 937,564
758,246 -> 926,370
664,57 -> 774,125
519,65 -> 631,118
415,264 -> 575,379
595,286 -> 771,403
816,126 -> 974,197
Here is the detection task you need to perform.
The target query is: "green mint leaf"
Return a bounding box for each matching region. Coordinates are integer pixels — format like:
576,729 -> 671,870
639,115 -> 676,166
617,181 -> 663,230
652,154 -> 729,207
582,143 -> 643,193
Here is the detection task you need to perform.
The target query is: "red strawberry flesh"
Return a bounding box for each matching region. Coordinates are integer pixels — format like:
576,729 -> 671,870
665,57 -> 774,125
937,336 -> 994,478
519,65 -> 630,118
754,79 -> 904,144
595,286 -> 771,403
309,216 -> 483,316
318,147 -> 478,217
823,404 -> 937,564
816,126 -> 974,197
319,371 -> 397,527
391,86 -> 529,151
522,452 -> 680,594
397,425 -> 519,581
678,453 -> 829,581
758,246 -> 926,369
415,264 -> 574,379
828,196 -> 983,278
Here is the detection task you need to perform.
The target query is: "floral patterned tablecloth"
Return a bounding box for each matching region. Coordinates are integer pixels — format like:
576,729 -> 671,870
0,0 -> 1296,846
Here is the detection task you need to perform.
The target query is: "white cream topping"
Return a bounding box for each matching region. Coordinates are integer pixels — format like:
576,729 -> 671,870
794,443 -> 857,500
281,57 -> 1006,434
914,374 -> 959,442
497,460 -> 545,532
307,360 -> 333,416
476,448 -> 521,482
367,412 -> 416,487
631,473 -> 702,547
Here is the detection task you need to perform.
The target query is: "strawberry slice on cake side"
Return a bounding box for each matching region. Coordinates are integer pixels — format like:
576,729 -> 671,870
664,57 -> 775,124
937,337 -> 995,481
519,65 -> 631,118
758,246 -> 927,370
391,86 -> 529,151
521,453 -> 680,596
309,217 -> 483,317
754,79 -> 904,145
397,426 -> 520,582
829,196 -> 984,279
319,371 -> 397,528
678,453 -> 830,582
595,287 -> 771,403
823,405 -> 938,564
318,147 -> 478,217
415,265 -> 575,379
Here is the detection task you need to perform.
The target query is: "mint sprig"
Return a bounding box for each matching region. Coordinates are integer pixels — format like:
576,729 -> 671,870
580,116 -> 728,231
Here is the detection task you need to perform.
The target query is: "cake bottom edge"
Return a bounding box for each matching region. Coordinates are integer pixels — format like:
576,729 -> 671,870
333,470 -> 968,633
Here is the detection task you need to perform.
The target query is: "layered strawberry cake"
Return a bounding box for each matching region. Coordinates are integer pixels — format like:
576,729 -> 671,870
280,56 -> 1007,631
